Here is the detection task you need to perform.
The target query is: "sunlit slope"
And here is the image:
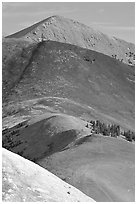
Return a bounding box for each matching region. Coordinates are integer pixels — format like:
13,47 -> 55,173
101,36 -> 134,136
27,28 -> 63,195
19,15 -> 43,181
2,148 -> 95,202
6,15 -> 135,65
38,135 -> 135,202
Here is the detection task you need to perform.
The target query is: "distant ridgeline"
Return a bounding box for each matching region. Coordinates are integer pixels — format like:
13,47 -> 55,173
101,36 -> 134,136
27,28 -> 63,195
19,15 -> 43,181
86,120 -> 135,142
28,34 -> 135,67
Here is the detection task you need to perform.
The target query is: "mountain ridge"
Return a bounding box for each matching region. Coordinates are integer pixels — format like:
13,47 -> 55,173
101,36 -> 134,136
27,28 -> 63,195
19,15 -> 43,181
5,15 -> 102,39
2,14 -> 135,202
5,15 -> 135,65
2,40 -> 135,130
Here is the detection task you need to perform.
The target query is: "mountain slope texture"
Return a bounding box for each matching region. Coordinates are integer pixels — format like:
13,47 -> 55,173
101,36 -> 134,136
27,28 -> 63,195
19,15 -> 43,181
3,40 -> 135,131
6,15 -> 135,65
2,148 -> 95,202
38,134 -> 135,202
2,15 -> 135,203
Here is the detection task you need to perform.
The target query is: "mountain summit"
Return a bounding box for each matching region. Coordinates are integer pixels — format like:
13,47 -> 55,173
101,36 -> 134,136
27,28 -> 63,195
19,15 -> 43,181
6,15 -> 135,65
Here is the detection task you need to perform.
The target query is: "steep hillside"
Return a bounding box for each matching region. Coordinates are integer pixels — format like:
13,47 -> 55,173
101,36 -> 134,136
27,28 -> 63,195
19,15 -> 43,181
6,15 -> 135,65
3,40 -> 135,130
2,106 -> 135,202
2,148 -> 95,202
3,14 -> 135,203
2,38 -> 32,101
3,112 -> 92,161
2,27 -> 135,202
37,134 -> 135,202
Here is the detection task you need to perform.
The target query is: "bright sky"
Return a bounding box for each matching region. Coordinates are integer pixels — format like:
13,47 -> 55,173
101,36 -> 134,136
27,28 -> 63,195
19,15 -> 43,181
2,2 -> 135,43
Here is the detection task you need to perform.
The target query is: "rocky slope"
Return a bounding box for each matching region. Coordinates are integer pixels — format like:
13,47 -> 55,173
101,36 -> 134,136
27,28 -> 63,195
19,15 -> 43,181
2,148 -> 95,202
6,15 -> 135,65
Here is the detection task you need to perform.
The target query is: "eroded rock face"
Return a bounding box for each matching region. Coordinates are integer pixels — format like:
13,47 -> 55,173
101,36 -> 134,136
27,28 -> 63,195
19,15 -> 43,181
2,148 -> 95,202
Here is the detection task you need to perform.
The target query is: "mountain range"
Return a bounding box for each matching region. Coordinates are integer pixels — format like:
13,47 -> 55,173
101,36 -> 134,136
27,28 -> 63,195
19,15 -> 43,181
2,15 -> 135,202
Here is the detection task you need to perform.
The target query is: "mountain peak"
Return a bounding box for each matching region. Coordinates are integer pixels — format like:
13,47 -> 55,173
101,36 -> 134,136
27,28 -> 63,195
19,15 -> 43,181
42,15 -> 65,23
6,15 -> 135,65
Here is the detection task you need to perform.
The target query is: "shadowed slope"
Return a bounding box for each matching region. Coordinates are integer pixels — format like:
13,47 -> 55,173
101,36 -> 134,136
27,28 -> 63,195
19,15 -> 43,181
2,112 -> 91,161
2,148 -> 95,202
6,15 -> 135,65
37,135 -> 135,202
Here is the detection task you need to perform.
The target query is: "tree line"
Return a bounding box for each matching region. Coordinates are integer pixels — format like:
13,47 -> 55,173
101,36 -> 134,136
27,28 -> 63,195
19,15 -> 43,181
86,120 -> 135,142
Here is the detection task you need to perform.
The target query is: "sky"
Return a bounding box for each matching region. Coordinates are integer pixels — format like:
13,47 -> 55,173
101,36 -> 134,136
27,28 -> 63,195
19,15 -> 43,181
2,2 -> 135,43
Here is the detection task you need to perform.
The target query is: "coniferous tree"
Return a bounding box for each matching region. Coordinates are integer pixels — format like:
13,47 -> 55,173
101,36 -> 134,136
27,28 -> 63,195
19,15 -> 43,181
89,119 -> 134,141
